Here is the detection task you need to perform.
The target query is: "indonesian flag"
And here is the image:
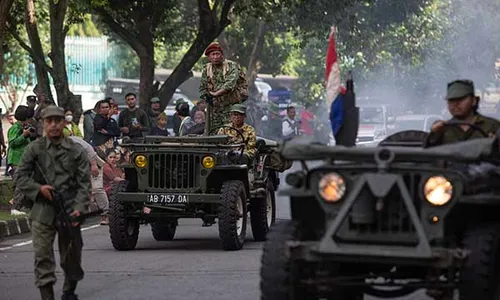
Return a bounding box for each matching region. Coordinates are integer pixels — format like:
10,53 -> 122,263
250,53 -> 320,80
325,26 -> 345,135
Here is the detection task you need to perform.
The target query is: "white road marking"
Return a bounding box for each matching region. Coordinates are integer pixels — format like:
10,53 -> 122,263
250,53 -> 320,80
0,223 -> 101,251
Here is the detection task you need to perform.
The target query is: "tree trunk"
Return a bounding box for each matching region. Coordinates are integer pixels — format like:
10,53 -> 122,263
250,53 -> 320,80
25,0 -> 54,104
0,0 -> 14,75
48,0 -> 78,119
246,20 -> 267,96
135,18 -> 155,110
94,8 -> 155,111
218,31 -> 236,60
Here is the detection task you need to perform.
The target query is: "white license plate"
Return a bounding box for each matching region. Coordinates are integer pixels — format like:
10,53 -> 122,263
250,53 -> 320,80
146,194 -> 188,204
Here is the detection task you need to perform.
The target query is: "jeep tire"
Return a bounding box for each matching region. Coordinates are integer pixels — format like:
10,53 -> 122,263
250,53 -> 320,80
260,220 -> 296,300
459,223 -> 500,299
109,181 -> 140,251
218,180 -> 247,251
151,220 -> 178,241
251,181 -> 276,241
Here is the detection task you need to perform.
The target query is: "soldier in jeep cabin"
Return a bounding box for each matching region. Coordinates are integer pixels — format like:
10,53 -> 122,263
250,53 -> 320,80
217,104 -> 257,163
426,79 -> 500,147
199,42 -> 249,131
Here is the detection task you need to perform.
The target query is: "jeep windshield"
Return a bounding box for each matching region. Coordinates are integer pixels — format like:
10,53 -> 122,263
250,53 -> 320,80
281,137 -> 498,163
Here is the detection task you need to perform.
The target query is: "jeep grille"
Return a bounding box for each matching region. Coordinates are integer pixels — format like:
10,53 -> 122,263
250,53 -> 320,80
335,173 -> 421,246
147,153 -> 201,190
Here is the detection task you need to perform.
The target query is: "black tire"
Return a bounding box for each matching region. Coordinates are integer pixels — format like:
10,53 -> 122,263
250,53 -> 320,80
218,180 -> 248,251
251,181 -> 276,241
108,181 -> 140,251
260,220 -> 297,300
151,220 -> 178,241
459,223 -> 500,299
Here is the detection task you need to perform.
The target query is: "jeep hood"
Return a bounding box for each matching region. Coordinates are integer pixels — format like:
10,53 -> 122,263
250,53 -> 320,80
281,136 -> 498,162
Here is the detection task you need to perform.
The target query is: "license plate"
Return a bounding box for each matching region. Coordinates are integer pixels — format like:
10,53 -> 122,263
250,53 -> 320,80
146,194 -> 188,204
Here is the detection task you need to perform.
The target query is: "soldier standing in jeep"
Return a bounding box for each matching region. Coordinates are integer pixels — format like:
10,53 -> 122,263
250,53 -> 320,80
199,42 -> 248,130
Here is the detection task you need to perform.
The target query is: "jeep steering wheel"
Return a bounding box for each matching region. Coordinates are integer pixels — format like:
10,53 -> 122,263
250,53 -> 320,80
208,125 -> 247,160
442,121 -> 489,137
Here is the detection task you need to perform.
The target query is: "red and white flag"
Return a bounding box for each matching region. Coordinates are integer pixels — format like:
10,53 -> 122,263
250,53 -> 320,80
325,26 -> 344,108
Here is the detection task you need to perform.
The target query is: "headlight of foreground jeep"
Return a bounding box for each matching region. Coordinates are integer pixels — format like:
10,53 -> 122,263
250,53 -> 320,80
424,176 -> 453,206
202,155 -> 215,169
134,155 -> 147,168
318,173 -> 346,202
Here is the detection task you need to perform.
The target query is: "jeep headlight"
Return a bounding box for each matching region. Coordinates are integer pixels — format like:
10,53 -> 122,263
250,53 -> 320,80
202,156 -> 215,169
134,155 -> 147,168
318,173 -> 346,202
424,176 -> 453,206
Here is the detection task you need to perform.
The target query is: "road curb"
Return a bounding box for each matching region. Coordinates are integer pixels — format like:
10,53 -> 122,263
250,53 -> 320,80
0,217 -> 31,240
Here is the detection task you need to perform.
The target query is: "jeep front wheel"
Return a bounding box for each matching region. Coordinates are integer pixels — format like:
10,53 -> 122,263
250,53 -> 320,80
218,180 -> 248,251
109,181 -> 140,251
251,181 -> 276,241
459,223 -> 500,299
260,220 -> 296,300
151,220 -> 178,241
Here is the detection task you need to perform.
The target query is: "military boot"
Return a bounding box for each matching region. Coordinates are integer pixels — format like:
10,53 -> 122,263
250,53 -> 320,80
39,284 -> 55,300
61,292 -> 79,300
62,279 -> 78,300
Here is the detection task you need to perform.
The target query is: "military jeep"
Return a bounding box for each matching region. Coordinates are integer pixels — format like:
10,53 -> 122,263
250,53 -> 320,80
108,133 -> 282,251
260,130 -> 500,299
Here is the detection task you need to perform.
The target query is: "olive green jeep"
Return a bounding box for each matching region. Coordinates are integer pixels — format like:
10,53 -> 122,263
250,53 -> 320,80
260,129 -> 500,299
108,132 -> 286,251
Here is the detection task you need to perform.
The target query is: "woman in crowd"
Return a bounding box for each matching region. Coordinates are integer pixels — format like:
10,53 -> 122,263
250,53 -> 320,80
103,148 -> 125,195
63,109 -> 83,137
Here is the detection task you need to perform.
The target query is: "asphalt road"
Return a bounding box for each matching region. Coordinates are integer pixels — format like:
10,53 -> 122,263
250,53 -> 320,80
0,163 -> 429,300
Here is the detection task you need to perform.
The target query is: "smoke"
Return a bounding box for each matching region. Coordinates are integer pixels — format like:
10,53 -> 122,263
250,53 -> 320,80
354,0 -> 500,116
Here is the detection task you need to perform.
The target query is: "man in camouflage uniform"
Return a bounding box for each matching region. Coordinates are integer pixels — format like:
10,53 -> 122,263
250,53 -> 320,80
426,79 -> 500,147
14,105 -> 91,300
199,42 -> 247,131
217,104 -> 257,162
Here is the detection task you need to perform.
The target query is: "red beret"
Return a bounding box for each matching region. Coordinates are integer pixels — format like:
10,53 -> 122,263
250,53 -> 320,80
205,42 -> 223,56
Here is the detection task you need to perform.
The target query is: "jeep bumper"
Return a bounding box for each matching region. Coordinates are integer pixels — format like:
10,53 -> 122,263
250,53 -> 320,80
286,241 -> 468,269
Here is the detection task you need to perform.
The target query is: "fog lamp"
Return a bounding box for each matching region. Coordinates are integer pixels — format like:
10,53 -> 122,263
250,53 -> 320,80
134,155 -> 147,168
202,156 -> 215,169
424,176 -> 453,206
318,173 -> 346,202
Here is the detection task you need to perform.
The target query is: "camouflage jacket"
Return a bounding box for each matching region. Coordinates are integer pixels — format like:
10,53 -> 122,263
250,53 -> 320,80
14,137 -> 91,225
199,60 -> 242,106
218,123 -> 257,159
426,113 -> 500,146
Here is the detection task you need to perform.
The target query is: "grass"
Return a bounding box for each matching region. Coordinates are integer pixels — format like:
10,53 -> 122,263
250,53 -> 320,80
0,178 -> 13,207
0,210 -> 27,221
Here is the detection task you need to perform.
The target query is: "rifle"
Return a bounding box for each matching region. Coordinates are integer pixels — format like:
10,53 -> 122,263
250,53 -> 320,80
34,161 -> 82,239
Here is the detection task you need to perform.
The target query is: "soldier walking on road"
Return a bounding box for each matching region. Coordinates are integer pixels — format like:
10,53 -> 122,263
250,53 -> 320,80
14,105 -> 91,300
199,42 -> 248,131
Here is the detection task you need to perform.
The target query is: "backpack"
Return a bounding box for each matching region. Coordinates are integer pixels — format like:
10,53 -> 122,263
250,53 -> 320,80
206,60 -> 249,103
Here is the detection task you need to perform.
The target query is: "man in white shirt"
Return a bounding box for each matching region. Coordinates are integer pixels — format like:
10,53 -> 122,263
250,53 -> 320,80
282,106 -> 300,140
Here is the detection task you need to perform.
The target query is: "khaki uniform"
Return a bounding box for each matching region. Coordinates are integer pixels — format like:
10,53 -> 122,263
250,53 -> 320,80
14,136 -> 91,292
218,123 -> 257,160
426,114 -> 500,146
200,60 -> 242,129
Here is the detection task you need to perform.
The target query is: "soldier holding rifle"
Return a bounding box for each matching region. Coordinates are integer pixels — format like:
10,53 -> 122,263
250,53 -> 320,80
14,105 -> 91,300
